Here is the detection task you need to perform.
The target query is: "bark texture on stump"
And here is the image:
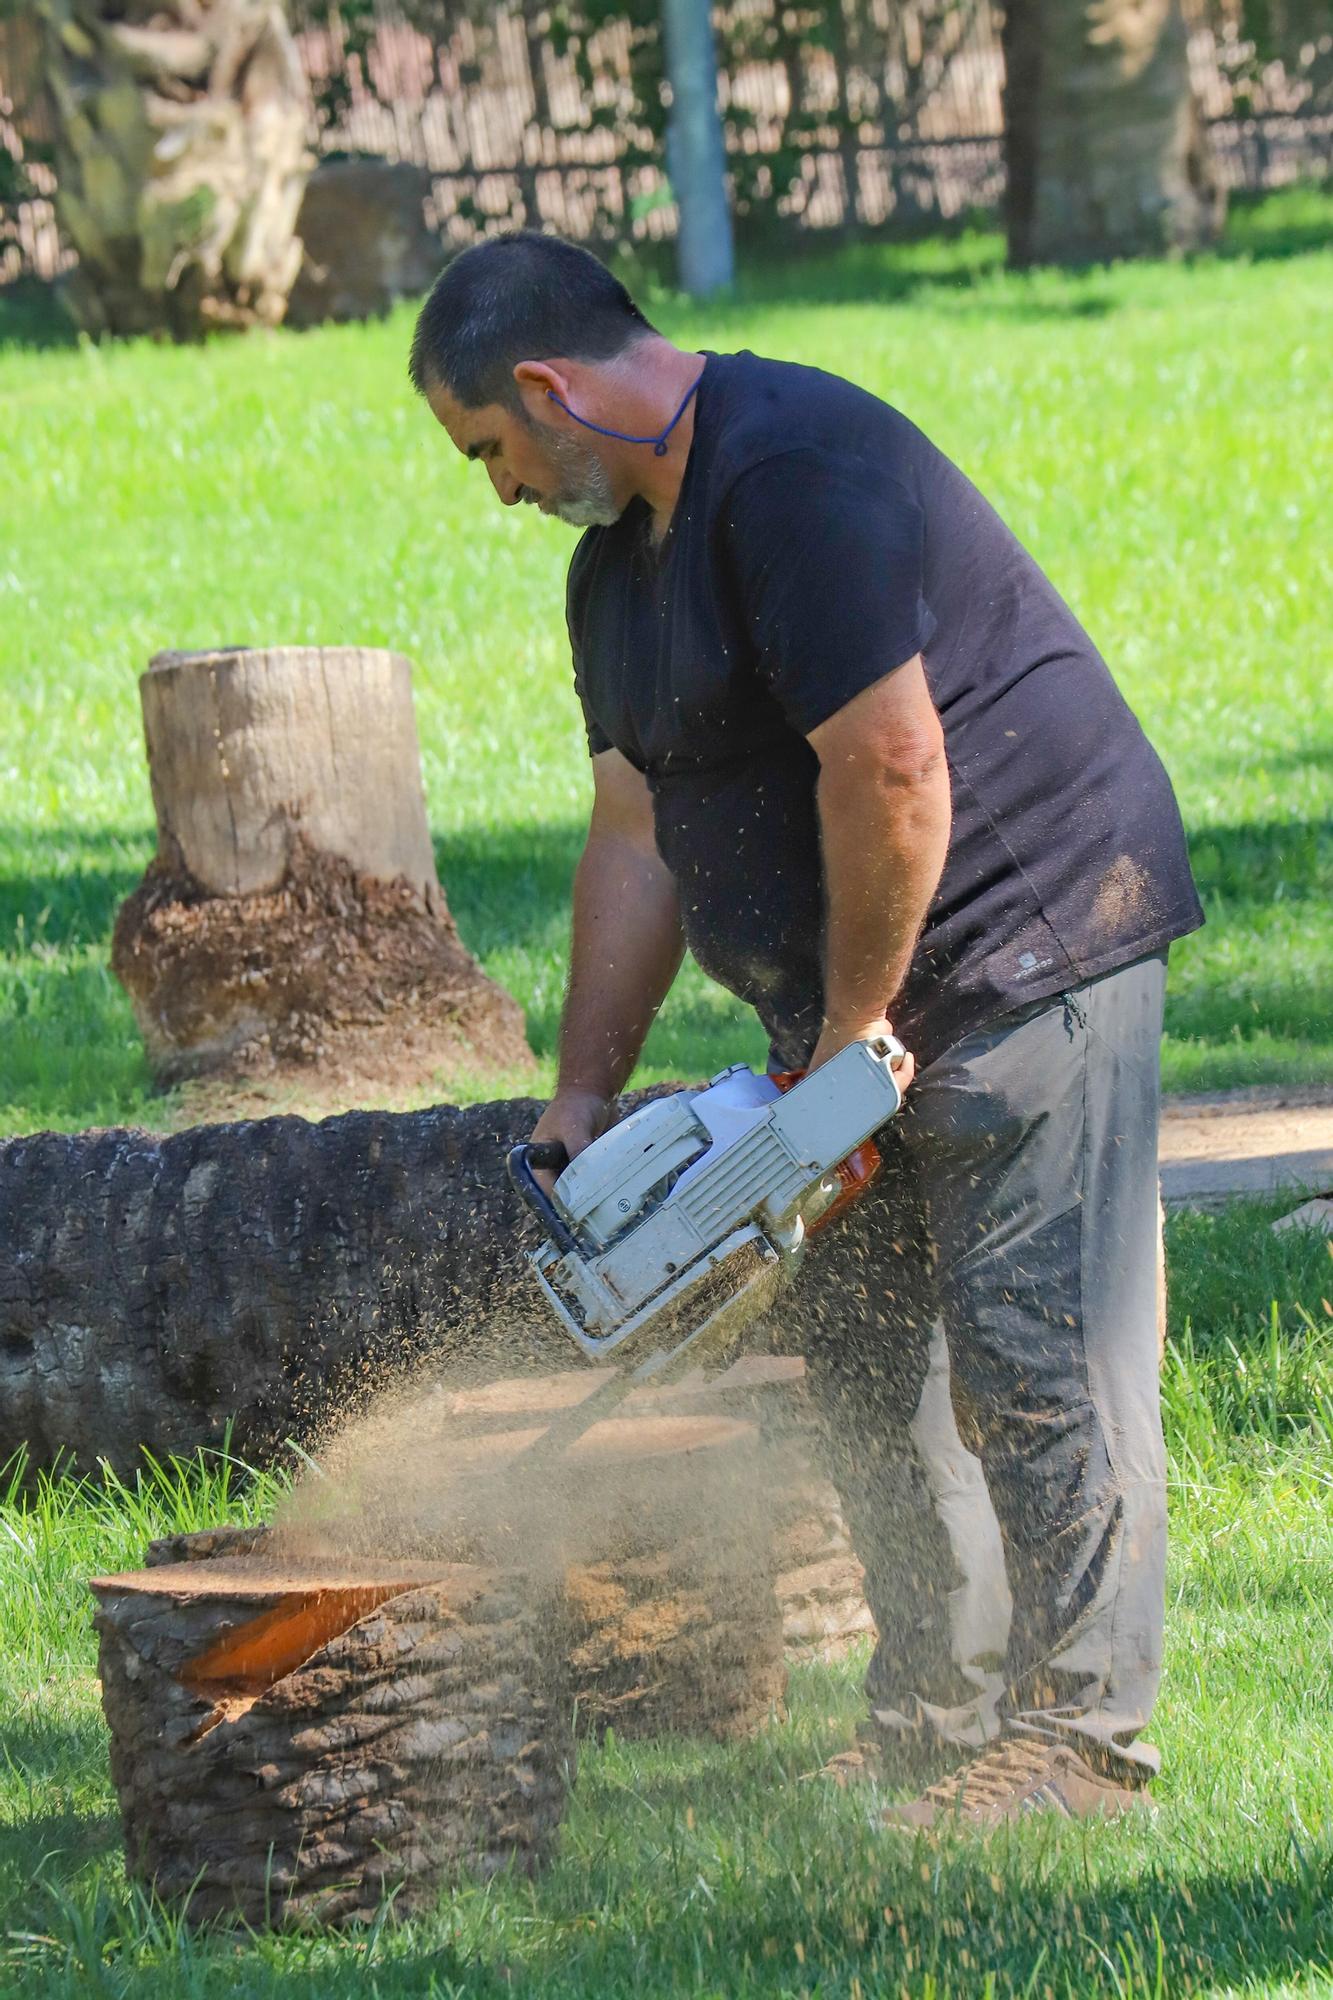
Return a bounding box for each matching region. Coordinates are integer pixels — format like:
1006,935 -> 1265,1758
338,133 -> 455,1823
1003,0 -> 1224,267
566,1543 -> 786,1740
769,1462 -> 875,1661
92,1555 -> 573,1925
111,647 -> 531,1093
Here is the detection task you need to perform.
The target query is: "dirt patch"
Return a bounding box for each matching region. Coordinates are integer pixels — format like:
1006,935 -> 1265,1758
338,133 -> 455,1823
1159,1088 -> 1333,1205
111,836 -> 533,1117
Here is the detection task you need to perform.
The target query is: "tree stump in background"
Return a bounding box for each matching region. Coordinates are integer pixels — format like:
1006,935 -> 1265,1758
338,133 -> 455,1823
91,1553 -> 573,1926
286,160 -> 442,328
111,646 -> 532,1101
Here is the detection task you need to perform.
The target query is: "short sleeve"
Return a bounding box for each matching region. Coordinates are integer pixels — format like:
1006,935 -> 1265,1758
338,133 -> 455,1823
721,449 -> 936,736
573,643 -> 612,757
566,547 -> 613,757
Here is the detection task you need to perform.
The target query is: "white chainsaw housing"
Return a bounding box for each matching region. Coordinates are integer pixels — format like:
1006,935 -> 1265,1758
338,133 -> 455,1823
529,1036 -> 904,1374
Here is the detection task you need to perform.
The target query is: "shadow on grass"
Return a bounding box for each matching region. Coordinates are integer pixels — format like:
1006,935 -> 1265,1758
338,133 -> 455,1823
433,817 -> 582,960
1185,815 -> 1333,908
0,275 -> 79,353
11,1832 -> 1327,1999
4,1671 -> 1327,1994
0,826 -> 150,954
10,810 -> 1328,957
698,241 -> 1117,323
1170,817 -> 1333,1063
0,1711 -> 121,1893
1217,184 -> 1333,263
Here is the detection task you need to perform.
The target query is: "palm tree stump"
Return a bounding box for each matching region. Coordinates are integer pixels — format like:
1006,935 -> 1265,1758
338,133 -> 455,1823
111,646 -> 532,1098
91,1553 -> 573,1926
1002,0 -> 1224,267
428,1357 -> 874,1674
565,1541 -> 787,1740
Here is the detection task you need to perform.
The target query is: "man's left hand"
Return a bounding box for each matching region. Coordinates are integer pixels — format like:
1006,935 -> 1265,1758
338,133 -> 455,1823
807,1015 -> 915,1093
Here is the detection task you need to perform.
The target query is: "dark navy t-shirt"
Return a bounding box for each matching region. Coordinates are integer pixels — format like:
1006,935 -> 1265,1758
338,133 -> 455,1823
567,349 -> 1203,1070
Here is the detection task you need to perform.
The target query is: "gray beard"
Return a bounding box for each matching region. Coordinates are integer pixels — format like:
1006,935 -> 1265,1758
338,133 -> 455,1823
522,416 -> 622,528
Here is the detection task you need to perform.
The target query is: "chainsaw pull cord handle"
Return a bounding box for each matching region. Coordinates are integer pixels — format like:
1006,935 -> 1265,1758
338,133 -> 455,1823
506,1142 -> 580,1256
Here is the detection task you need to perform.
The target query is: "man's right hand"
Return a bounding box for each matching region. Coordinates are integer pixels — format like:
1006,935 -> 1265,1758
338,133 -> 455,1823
528,1088 -> 616,1196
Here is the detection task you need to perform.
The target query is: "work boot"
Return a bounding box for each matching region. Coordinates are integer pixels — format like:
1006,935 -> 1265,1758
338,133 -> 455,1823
814,1727 -> 954,1792
878,1736 -> 1151,1832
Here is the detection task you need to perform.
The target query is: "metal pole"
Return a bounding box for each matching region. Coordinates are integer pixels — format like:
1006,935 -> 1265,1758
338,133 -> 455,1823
661,0 -> 735,297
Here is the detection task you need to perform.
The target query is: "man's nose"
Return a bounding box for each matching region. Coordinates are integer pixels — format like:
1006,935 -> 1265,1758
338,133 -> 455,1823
487,462 -> 520,506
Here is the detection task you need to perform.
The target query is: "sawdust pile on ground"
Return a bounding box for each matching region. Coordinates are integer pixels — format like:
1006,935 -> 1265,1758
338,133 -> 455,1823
111,837 -> 533,1116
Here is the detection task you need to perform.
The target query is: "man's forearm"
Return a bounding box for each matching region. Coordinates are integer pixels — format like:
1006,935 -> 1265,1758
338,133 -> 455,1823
816,751 -> 951,1031
556,830 -> 686,1101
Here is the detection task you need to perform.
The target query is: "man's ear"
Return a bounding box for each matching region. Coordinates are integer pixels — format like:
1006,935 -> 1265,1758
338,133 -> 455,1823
513,358 -> 571,416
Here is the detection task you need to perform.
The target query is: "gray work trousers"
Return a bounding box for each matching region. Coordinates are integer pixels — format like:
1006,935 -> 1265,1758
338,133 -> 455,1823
799,953 -> 1168,1779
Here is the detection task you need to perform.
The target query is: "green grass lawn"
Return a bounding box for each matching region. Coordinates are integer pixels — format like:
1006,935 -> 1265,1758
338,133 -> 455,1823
1,189 -> 1331,1134
2,194 -> 1332,1996
2,1201 -> 1331,1997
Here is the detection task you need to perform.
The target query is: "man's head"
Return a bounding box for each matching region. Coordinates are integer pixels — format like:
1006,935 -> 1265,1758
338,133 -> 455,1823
409,232 -> 659,527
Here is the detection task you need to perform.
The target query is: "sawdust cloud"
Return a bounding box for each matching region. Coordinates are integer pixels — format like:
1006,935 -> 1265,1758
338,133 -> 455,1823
266,1309 -> 783,1597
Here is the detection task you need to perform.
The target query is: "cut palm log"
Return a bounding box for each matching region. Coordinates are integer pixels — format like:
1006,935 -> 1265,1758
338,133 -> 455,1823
91,1555 -> 572,1926
417,1358 -> 874,1666
769,1465 -> 876,1660
273,1405 -> 788,1746
0,1096 -> 549,1474
565,1542 -> 786,1741
92,1413 -> 787,1922
111,646 -> 532,1092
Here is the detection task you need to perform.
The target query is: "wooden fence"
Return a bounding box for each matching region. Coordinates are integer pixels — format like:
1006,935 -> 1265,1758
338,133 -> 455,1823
3,0 -> 1329,286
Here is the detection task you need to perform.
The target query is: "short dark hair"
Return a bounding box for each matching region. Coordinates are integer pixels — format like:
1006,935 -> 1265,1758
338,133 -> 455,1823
408,231 -> 657,409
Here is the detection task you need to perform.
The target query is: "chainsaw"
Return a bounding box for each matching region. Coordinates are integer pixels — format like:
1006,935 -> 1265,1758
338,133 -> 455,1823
506,1037 -> 906,1441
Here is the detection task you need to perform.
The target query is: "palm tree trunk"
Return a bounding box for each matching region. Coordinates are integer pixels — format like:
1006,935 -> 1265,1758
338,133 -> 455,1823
1003,0 -> 1224,267
36,0 -> 313,337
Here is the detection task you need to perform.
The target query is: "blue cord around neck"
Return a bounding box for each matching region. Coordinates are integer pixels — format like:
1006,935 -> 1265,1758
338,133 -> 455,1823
545,370 -> 702,457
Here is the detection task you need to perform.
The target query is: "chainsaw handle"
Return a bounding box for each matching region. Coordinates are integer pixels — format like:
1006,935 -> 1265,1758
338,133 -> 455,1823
506,1142 -> 580,1256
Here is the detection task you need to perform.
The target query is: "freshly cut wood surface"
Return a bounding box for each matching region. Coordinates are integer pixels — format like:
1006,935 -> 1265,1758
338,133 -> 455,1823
90,1556 -> 467,1601
438,1354 -> 807,1427
442,1410 -> 758,1474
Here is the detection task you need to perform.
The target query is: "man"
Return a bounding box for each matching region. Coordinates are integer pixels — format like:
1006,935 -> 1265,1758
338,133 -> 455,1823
409,232 -> 1203,1827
